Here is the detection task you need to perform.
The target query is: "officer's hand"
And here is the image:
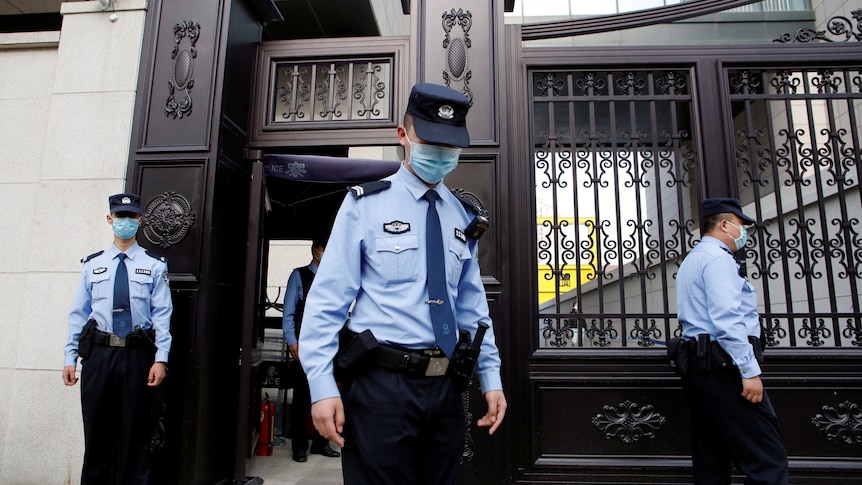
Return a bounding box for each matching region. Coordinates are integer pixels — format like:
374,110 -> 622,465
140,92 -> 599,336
62,366 -> 78,386
288,343 -> 299,362
147,362 -> 167,387
311,397 -> 345,447
741,376 -> 763,403
477,390 -> 507,436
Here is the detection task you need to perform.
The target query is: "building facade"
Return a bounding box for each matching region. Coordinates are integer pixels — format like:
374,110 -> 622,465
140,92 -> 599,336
1,0 -> 860,483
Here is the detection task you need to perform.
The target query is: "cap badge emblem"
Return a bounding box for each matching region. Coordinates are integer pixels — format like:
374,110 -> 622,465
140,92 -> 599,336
438,105 -> 455,120
121,197 -> 131,204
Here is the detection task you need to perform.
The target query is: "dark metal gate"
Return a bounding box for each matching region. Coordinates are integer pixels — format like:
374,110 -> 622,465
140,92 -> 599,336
507,39 -> 862,483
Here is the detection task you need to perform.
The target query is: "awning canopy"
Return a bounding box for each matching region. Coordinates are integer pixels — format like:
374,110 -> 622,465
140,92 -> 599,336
263,154 -> 401,183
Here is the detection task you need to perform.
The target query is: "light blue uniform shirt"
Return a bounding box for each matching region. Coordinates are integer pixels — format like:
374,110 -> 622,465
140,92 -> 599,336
299,164 -> 503,403
65,242 -> 173,366
676,236 -> 761,378
282,262 -> 318,345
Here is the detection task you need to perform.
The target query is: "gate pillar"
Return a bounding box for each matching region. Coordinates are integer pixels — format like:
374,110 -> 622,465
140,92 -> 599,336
125,1 -> 280,483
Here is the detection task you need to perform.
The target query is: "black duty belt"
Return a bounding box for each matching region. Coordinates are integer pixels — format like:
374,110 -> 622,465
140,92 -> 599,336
93,329 -> 128,347
373,344 -> 450,377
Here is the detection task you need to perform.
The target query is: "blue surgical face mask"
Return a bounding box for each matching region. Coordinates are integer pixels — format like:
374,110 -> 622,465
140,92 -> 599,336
726,221 -> 748,250
113,217 -> 139,240
406,135 -> 462,184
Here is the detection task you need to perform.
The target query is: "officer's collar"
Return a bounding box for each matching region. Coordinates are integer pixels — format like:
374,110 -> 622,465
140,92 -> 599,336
396,163 -> 449,204
700,235 -> 731,252
109,241 -> 141,260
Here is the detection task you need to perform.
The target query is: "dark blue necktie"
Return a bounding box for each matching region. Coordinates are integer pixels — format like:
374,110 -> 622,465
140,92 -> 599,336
424,190 -> 457,357
113,253 -> 131,338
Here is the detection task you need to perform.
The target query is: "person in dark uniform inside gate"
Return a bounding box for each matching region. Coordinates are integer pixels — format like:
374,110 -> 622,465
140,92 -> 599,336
298,83 -> 507,484
673,197 -> 789,485
282,237 -> 341,462
62,193 -> 173,485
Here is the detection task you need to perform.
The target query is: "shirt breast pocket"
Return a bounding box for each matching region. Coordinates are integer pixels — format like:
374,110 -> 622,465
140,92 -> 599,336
131,274 -> 154,299
447,237 -> 472,284
89,273 -> 112,301
374,235 -> 419,284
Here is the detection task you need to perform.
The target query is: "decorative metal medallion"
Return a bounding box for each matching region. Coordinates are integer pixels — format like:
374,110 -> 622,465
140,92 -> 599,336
442,9 -> 473,104
592,400 -> 666,443
774,9 -> 862,43
812,400 -> 862,445
143,191 -> 196,249
166,20 -> 201,119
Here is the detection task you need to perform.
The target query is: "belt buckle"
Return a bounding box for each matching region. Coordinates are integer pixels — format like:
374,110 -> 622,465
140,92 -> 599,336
109,335 -> 126,347
425,356 -> 449,376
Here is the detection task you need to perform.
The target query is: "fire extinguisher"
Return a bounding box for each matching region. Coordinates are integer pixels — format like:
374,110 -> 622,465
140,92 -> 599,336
256,393 -> 275,456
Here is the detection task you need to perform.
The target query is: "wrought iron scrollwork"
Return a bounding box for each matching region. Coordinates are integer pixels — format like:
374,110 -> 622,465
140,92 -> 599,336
354,63 -> 386,117
317,64 -> 347,119
542,318 -> 575,348
142,191 -> 196,249
811,400 -> 862,445
592,400 -> 666,443
585,319 -> 618,348
442,9 -> 473,103
774,9 -> 862,43
165,21 -> 200,119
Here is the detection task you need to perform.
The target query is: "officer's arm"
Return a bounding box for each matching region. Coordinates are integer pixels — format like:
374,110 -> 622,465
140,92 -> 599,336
150,259 -> 173,364
703,257 -> 761,378
454,240 -> 503,393
281,271 -> 301,346
65,269 -> 92,368
300,195 -> 363,403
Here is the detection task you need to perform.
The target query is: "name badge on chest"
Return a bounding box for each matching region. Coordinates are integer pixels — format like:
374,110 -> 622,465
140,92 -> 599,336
136,268 -> 152,275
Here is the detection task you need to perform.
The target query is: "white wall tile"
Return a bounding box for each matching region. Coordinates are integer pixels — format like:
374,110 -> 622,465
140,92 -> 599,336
53,7 -> 146,94
40,91 -> 136,181
0,98 -> 49,183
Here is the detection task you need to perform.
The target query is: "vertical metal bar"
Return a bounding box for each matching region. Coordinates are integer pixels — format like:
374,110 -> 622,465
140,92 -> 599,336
568,71 -> 586,347
608,74 -> 625,346
840,69 -> 862,345
804,70 -> 839,346
761,69 -> 794,347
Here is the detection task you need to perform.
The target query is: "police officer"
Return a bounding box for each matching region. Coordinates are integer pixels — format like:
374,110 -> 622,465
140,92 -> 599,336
675,197 -> 788,484
298,83 -> 507,484
282,237 -> 340,462
62,193 -> 173,485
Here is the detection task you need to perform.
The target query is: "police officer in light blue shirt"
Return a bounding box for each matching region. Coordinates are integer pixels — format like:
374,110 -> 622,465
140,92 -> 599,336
62,193 -> 173,485
299,83 -> 507,485
676,197 -> 788,485
282,238 -> 340,462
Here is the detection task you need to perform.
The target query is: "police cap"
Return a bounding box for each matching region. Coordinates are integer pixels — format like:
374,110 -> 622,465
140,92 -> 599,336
701,197 -> 755,225
406,83 -> 470,148
109,193 -> 143,215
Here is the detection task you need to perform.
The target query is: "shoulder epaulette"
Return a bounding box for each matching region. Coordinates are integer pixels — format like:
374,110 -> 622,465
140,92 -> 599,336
349,180 -> 391,199
144,249 -> 168,265
80,250 -> 104,263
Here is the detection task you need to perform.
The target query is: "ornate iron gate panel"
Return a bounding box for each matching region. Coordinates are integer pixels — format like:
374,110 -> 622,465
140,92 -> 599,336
515,50 -> 862,483
533,68 -> 697,351
726,65 -> 862,349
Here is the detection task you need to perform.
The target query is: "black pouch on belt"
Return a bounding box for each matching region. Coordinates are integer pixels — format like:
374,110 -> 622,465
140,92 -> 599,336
78,319 -> 97,360
666,337 -> 689,376
335,329 -> 378,372
696,334 -> 711,374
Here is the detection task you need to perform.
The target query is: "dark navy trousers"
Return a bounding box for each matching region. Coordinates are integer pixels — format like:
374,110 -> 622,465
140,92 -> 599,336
80,343 -> 154,485
290,370 -> 329,453
341,366 -> 465,485
682,361 -> 789,485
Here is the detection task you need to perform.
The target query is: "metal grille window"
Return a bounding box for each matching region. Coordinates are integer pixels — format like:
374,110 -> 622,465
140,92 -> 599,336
533,69 -> 699,349
728,66 -> 862,348
271,58 -> 393,124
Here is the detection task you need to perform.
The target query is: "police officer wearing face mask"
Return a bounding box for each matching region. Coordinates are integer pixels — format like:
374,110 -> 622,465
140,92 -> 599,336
62,193 -> 173,485
674,197 -> 788,485
298,83 -> 507,484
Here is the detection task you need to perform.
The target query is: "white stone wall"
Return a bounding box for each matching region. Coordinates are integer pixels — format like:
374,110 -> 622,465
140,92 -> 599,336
0,1 -> 148,483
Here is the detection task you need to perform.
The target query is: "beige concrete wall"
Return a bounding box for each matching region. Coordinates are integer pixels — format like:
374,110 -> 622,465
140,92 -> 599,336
0,1 -> 148,483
